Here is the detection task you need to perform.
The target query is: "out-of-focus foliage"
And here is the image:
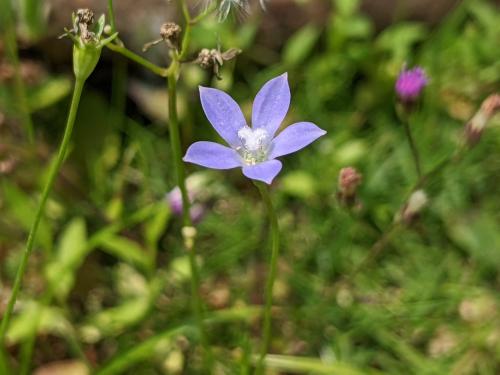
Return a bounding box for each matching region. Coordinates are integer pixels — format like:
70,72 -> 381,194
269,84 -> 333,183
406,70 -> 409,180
1,0 -> 499,373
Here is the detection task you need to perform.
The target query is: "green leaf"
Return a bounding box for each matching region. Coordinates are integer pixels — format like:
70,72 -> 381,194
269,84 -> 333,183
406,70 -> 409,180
81,276 -> 163,338
44,217 -> 88,300
97,235 -> 150,270
283,25 -> 321,67
281,171 -> 317,199
256,354 -> 379,375
376,22 -> 428,61
1,182 -> 53,252
7,301 -> 70,344
28,76 -> 72,112
144,202 -> 171,250
335,0 -> 360,16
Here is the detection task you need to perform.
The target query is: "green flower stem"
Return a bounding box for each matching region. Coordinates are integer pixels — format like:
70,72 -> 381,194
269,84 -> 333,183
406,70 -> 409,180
402,116 -> 422,178
106,43 -> 168,77
178,0 -> 192,61
0,0 -> 35,142
107,0 -> 117,33
167,63 -> 213,369
0,77 -> 86,361
254,182 -> 280,375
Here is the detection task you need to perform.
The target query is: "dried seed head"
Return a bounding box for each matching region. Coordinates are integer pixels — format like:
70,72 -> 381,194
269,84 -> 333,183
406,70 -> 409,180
464,93 -> 500,147
197,48 -> 213,69
160,22 -> 182,42
61,10 -> 117,79
195,47 -> 241,79
143,22 -> 182,52
76,8 -> 95,26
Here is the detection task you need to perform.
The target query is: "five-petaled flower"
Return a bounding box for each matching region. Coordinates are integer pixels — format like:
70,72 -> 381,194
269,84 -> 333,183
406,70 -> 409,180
183,73 -> 326,184
395,65 -> 428,102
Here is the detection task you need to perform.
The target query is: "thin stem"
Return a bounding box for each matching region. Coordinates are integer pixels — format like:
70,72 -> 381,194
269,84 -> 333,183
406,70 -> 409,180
190,3 -> 217,25
1,0 -> 35,142
350,145 -> 467,276
254,182 -> 280,375
402,116 -> 422,178
106,43 -> 168,77
167,64 -> 213,369
107,0 -> 117,33
0,78 -> 86,359
178,0 -> 192,61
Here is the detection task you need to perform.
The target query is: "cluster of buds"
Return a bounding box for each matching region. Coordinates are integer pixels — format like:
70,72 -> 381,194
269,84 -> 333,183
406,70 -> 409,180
195,47 -> 241,79
143,22 -> 182,52
60,9 -> 117,80
464,94 -> 500,147
397,189 -> 428,225
337,167 -> 362,208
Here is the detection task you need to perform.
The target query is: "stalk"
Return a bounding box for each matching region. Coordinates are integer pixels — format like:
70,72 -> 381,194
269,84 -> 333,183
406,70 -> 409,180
0,78 -> 86,369
167,63 -> 213,369
254,182 -> 280,375
401,115 -> 422,178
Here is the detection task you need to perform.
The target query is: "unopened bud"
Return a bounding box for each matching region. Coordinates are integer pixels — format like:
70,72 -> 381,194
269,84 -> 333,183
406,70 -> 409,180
182,226 -> 197,251
464,94 -> 500,146
337,167 -> 362,207
400,190 -> 428,224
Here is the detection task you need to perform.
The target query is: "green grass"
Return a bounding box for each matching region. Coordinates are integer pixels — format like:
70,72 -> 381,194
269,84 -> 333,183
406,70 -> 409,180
1,0 -> 499,373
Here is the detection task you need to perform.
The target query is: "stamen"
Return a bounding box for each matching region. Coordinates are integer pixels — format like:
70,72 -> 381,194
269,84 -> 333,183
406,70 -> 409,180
237,126 -> 270,165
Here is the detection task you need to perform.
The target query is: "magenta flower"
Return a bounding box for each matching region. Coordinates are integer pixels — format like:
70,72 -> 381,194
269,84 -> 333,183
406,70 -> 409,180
395,66 -> 428,102
183,73 -> 326,184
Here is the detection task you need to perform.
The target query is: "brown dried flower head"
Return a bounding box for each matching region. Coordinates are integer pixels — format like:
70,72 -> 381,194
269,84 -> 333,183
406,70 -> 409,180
195,47 -> 241,79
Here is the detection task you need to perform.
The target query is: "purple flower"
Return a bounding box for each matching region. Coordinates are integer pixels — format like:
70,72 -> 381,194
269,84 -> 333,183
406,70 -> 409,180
395,66 -> 428,102
183,73 -> 326,184
167,187 -> 205,223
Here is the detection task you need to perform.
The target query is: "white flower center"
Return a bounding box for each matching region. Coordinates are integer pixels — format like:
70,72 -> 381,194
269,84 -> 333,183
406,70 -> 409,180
237,126 -> 270,165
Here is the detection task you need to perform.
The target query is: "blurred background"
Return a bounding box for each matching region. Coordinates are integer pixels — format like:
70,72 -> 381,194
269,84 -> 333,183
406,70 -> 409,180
1,0 -> 500,374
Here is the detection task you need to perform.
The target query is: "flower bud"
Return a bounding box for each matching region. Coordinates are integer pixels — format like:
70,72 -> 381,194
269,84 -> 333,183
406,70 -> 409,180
464,94 -> 500,147
400,189 -> 428,224
182,226 -> 197,251
337,167 -> 362,207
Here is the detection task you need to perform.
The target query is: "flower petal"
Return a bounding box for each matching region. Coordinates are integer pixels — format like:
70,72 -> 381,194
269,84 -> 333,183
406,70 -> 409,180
269,122 -> 326,159
183,141 -> 242,169
199,86 -> 247,147
242,160 -> 282,184
252,73 -> 291,137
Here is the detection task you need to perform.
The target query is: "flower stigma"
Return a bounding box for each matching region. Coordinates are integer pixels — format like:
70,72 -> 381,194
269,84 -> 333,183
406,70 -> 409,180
237,126 -> 270,165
